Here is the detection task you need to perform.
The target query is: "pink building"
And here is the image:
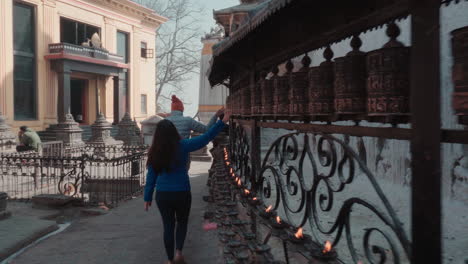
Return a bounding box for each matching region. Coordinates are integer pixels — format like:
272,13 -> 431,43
0,0 -> 166,143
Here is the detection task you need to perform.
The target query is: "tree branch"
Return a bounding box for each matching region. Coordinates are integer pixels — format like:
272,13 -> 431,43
132,0 -> 204,112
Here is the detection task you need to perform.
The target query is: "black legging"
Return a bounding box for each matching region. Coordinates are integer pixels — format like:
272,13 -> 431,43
155,191 -> 192,261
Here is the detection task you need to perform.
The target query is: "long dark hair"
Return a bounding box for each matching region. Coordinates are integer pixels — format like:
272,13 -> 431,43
147,120 -> 181,173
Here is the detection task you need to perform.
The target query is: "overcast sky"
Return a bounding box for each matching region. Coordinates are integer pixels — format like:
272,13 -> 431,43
159,0 -> 238,117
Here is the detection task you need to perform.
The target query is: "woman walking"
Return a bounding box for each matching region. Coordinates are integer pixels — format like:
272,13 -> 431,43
144,112 -> 230,264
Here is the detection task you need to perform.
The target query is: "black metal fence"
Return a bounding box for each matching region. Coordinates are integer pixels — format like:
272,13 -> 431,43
227,122 -> 413,263
0,145 -> 147,206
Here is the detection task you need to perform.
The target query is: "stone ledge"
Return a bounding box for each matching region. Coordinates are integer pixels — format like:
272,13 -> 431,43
32,194 -> 80,209
80,208 -> 109,217
0,217 -> 59,262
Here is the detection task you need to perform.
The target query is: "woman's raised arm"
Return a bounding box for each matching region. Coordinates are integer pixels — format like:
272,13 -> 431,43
181,111 -> 230,153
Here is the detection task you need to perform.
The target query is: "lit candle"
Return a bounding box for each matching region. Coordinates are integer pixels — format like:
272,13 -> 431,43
294,227 -> 304,240
322,241 -> 332,254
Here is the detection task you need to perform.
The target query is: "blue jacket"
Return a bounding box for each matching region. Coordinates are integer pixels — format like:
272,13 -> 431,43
165,110 -> 218,139
144,120 -> 225,201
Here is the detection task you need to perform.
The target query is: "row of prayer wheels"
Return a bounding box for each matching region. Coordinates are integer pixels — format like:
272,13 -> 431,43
452,25 -> 468,125
225,22 -> 410,123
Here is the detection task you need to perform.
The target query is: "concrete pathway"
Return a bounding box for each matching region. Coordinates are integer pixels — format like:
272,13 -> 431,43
10,161 -> 219,264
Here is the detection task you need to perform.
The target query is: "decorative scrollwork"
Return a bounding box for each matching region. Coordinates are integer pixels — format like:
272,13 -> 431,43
230,122 -> 252,188
257,132 -> 411,263
58,162 -> 87,197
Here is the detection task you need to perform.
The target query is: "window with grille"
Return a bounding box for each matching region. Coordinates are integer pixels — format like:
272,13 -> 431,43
14,2 -> 37,120
140,42 -> 154,58
141,42 -> 147,58
117,31 -> 129,63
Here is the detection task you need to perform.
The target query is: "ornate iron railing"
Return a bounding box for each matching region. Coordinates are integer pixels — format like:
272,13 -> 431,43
258,131 -> 411,263
225,122 -> 413,263
230,123 -> 252,188
0,145 -> 147,206
207,0 -> 468,263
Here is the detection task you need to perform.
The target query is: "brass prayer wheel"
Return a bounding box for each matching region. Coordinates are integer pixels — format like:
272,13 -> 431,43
366,22 -> 410,117
309,46 -> 335,116
231,86 -> 241,116
289,55 -> 310,116
273,64 -> 290,116
225,95 -> 232,113
334,35 -> 366,116
451,26 -> 468,124
240,78 -> 251,116
251,72 -> 266,116
261,67 -> 276,116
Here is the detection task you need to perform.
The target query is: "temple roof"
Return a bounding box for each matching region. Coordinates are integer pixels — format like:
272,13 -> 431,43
213,1 -> 269,16
208,0 -> 412,86
212,0 -> 293,56
213,0 -> 270,37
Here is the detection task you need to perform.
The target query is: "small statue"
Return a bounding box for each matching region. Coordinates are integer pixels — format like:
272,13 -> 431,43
81,38 -> 91,47
91,33 -> 102,48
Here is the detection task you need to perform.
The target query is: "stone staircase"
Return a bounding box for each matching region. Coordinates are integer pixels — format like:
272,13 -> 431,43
37,125 -> 119,142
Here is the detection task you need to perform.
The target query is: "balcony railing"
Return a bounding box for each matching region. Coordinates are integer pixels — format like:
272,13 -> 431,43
48,43 -> 126,64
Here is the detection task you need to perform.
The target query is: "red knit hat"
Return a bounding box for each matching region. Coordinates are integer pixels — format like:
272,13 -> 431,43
171,95 -> 184,112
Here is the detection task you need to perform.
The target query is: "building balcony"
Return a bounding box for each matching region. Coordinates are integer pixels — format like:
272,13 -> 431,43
46,43 -> 128,69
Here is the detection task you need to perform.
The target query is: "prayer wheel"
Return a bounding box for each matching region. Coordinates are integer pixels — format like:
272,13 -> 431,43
451,26 -> 468,124
366,22 -> 410,117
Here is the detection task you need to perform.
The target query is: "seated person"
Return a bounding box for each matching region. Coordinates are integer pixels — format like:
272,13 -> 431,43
16,126 -> 41,152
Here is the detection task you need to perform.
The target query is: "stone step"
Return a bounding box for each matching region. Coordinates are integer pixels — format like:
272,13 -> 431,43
38,125 -> 119,142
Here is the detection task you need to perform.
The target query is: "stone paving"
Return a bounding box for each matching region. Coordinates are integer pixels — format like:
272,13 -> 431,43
7,161 -> 219,264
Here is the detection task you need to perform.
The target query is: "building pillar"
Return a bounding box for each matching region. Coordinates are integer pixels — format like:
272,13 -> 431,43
113,72 -> 127,124
42,0 -> 57,126
53,64 -> 83,147
95,78 -> 100,116
57,70 -> 71,123
198,32 -> 227,124
0,0 -> 14,119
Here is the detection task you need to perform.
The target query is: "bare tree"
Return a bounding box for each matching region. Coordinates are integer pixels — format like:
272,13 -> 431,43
132,0 -> 203,111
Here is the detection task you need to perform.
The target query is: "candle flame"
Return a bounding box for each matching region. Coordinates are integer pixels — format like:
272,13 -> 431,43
230,168 -> 233,174
253,197 -> 258,201
276,216 -> 282,224
265,205 -> 272,213
244,189 -> 250,195
294,227 -> 303,239
237,179 -> 241,186
323,241 -> 332,254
